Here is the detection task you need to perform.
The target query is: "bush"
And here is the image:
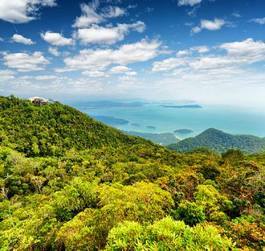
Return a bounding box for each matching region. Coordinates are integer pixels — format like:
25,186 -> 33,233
174,201 -> 206,226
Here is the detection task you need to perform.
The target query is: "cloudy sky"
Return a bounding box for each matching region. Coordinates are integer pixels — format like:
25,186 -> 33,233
0,0 -> 265,106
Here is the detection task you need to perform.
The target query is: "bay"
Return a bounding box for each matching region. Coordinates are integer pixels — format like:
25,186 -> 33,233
72,101 -> 265,139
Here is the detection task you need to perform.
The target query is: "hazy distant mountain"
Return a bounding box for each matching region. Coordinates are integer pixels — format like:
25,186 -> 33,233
161,104 -> 202,109
168,128 -> 265,153
92,115 -> 129,126
125,131 -> 179,145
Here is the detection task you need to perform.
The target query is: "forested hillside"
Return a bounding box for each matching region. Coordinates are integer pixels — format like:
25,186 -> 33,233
0,96 -> 149,157
0,96 -> 264,250
169,128 -> 265,153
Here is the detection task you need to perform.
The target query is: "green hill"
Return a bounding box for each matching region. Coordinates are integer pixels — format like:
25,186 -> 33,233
0,96 -> 264,251
0,96 -> 150,157
168,128 -> 265,153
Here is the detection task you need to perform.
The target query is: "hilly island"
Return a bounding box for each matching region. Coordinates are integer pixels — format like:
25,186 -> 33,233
169,128 -> 265,154
0,96 -> 264,251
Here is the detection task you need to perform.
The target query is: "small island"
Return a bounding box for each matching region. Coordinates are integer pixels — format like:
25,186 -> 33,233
131,123 -> 140,127
92,115 -> 129,125
124,131 -> 179,146
146,126 -> 156,130
161,104 -> 202,109
174,129 -> 194,135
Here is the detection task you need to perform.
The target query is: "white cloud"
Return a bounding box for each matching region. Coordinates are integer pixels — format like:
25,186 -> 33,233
73,1 -> 126,28
62,39 -> 161,72
75,21 -> 145,45
192,18 -> 225,33
73,1 -> 103,28
189,56 -> 235,71
0,70 -> 15,81
176,50 -> 190,57
41,31 -> 73,46
125,71 -> 137,76
175,46 -> 208,59
153,58 -> 187,72
110,65 -> 137,76
219,38 -> 265,63
177,0 -> 202,6
34,75 -> 58,81
11,34 -> 34,45
0,0 -> 57,23
48,47 -> 60,56
232,12 -> 241,18
102,6 -> 125,18
0,37 -> 4,42
21,75 -> 58,81
3,52 -> 49,72
82,70 -> 108,78
250,17 -> 265,25
110,65 -> 131,74
152,38 -> 265,73
191,46 -> 209,53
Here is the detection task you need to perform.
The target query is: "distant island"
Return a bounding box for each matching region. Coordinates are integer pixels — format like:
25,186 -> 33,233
146,126 -> 156,130
131,123 -> 140,127
92,115 -> 129,125
125,131 -> 179,145
161,104 -> 202,109
73,100 -> 145,109
174,129 -> 194,135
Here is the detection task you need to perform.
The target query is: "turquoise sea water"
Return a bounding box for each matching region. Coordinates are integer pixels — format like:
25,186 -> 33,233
73,102 -> 265,139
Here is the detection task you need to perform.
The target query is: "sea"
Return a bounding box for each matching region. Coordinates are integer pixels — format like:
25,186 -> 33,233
71,101 -> 265,139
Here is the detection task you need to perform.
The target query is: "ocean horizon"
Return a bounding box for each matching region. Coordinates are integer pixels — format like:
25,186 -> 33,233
71,101 -> 265,139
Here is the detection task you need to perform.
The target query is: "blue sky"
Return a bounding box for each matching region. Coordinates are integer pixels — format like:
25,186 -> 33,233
0,0 -> 265,107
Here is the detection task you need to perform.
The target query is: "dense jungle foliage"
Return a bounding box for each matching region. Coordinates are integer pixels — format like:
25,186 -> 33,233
0,96 -> 264,250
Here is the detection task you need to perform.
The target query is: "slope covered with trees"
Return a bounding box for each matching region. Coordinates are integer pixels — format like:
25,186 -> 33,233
0,96 -> 264,250
0,96 -> 150,157
169,128 -> 265,153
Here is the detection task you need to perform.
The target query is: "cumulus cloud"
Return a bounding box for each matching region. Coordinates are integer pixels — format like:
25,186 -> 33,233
191,46 -> 209,53
61,39 -> 161,72
41,31 -> 73,46
110,65 -> 137,76
177,0 -> 202,6
152,38 -> 265,73
102,6 -> 125,18
250,17 -> 265,25
0,0 -> 57,23
176,50 -> 190,57
219,38 -> 265,63
3,52 -> 49,72
110,65 -> 131,74
82,70 -> 108,78
73,1 -> 125,28
21,75 -> 58,81
73,1 -> 103,28
153,58 -> 187,72
0,70 -> 16,81
11,34 -> 35,45
192,18 -> 225,33
48,47 -> 60,56
75,21 -> 145,45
